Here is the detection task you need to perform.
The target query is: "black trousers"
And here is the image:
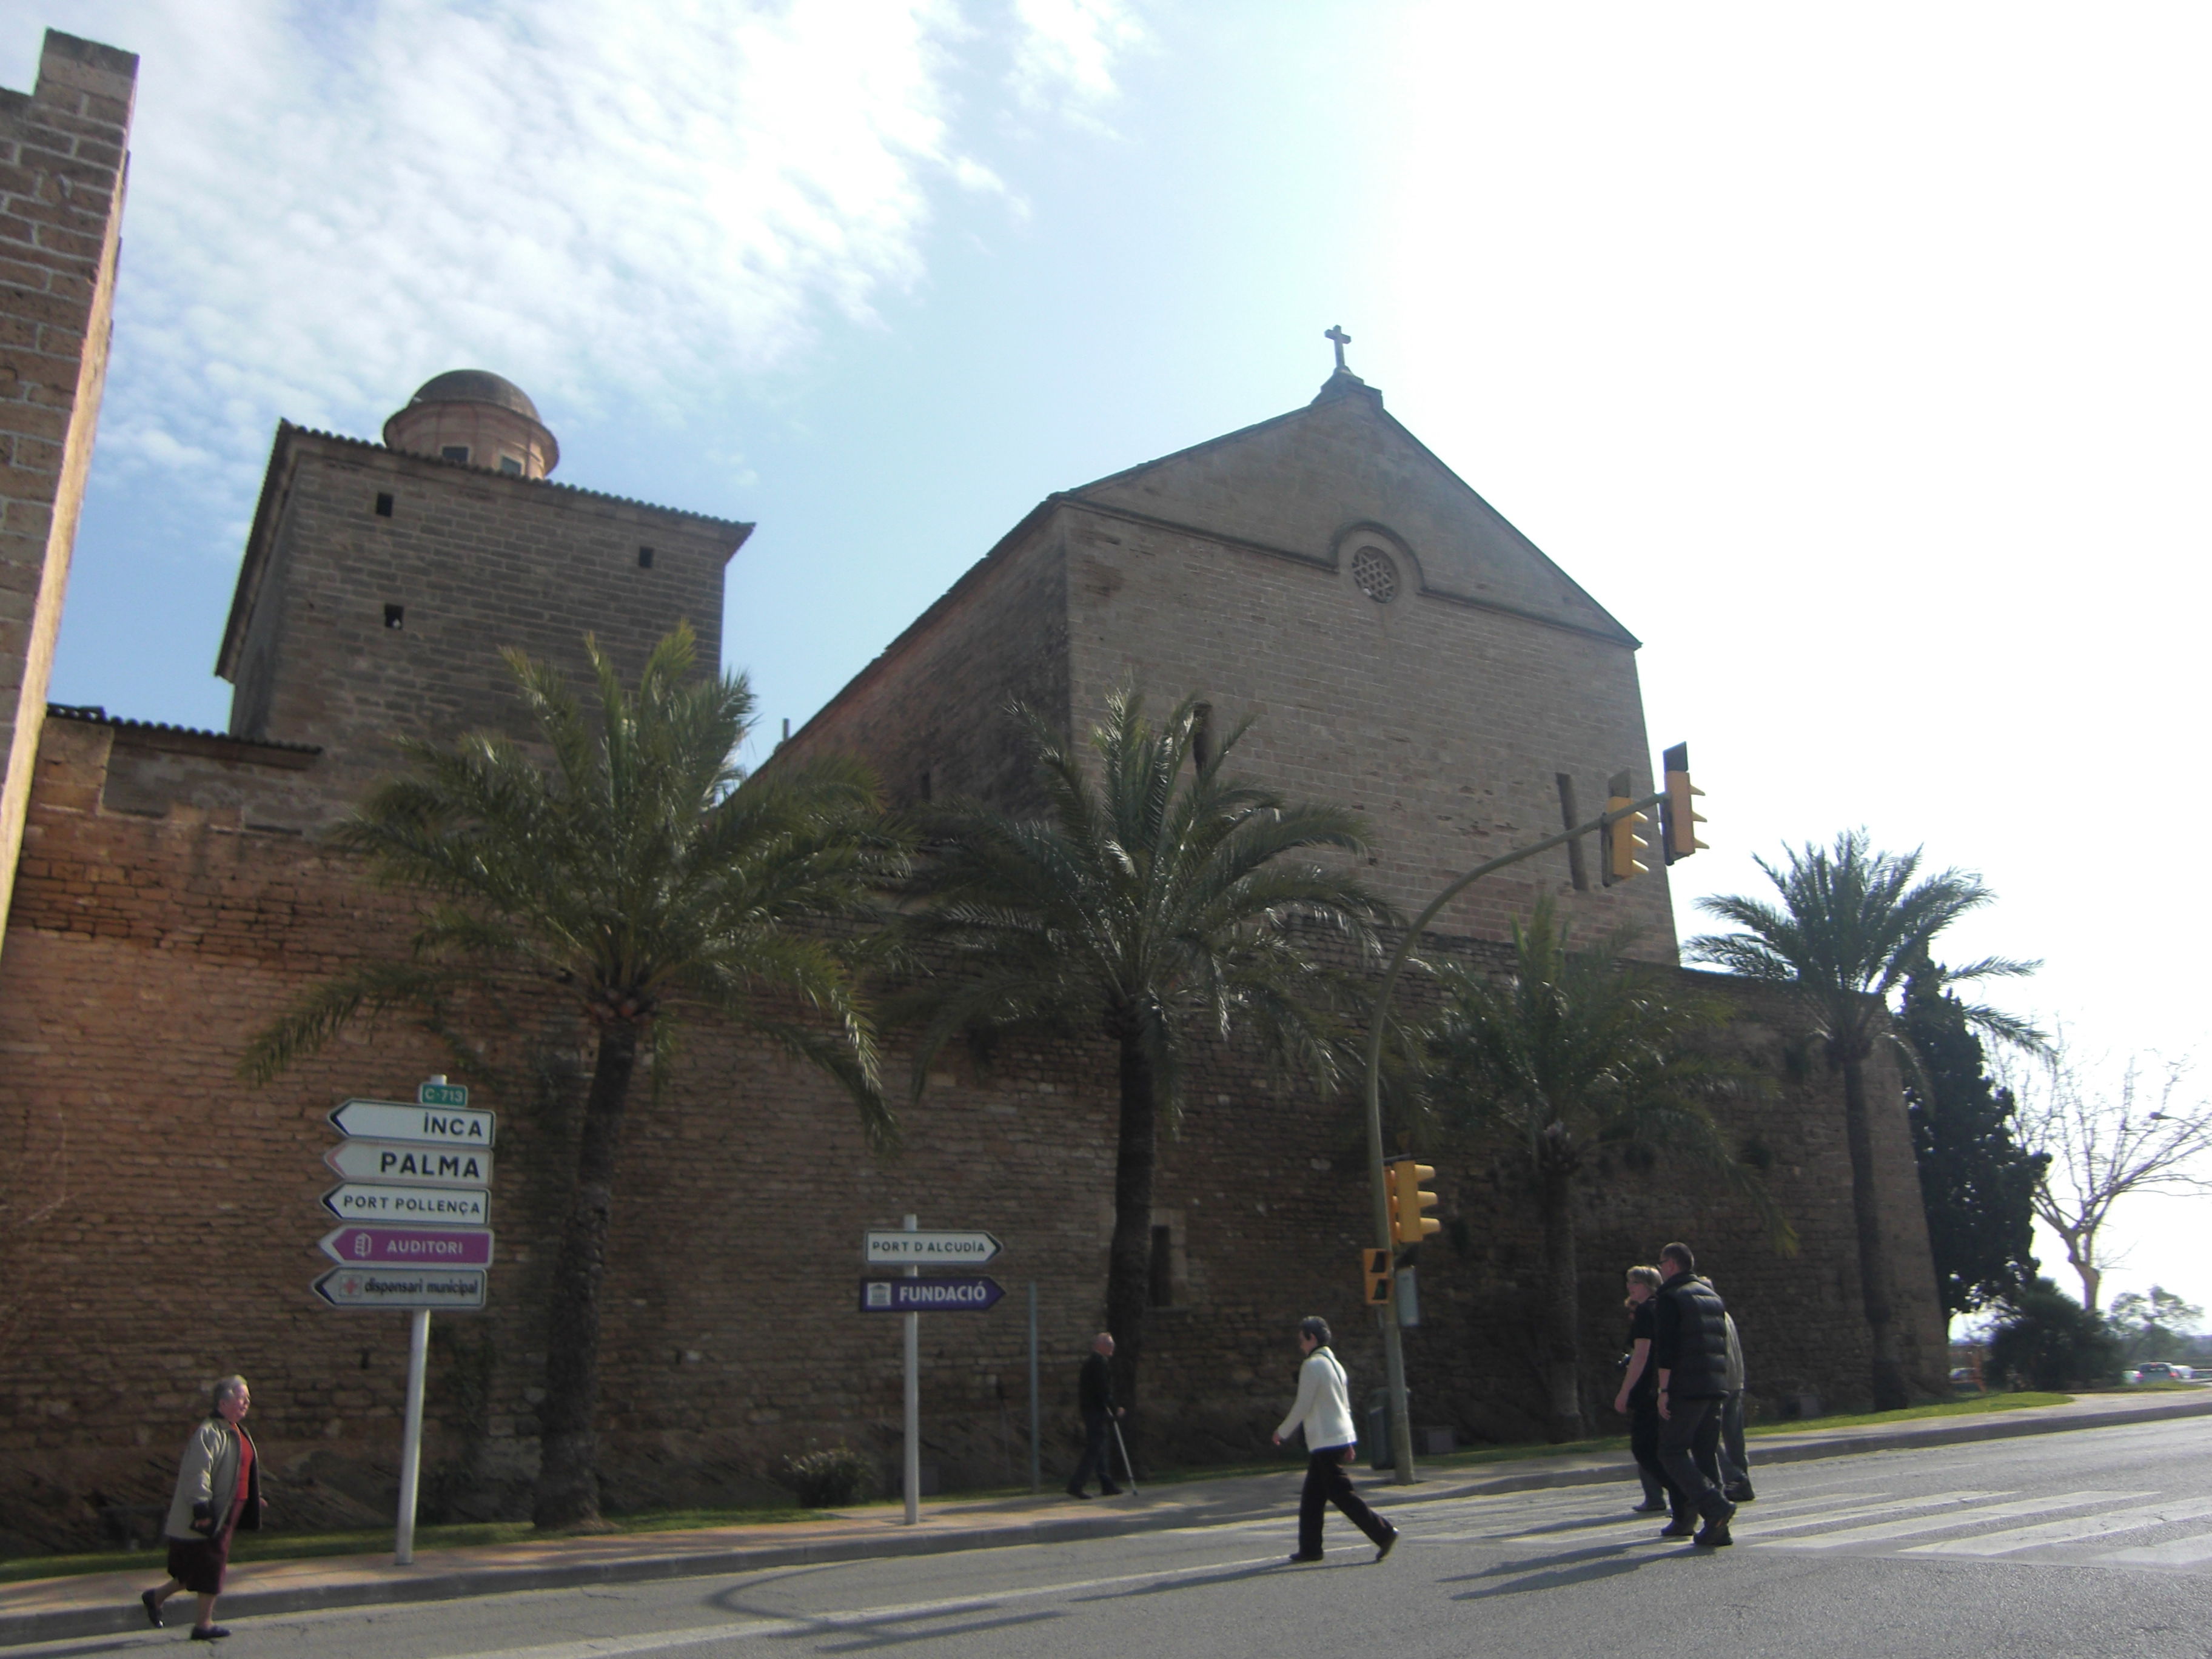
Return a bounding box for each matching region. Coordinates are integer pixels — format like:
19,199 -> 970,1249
1068,1411 -> 1119,1494
1656,1395 -> 1728,1521
1629,1398 -> 1686,1513
1299,1447 -> 1392,1557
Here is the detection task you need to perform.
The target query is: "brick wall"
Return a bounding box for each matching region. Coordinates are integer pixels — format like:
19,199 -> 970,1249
0,29 -> 135,938
0,715 -> 1943,1553
217,430 -> 748,816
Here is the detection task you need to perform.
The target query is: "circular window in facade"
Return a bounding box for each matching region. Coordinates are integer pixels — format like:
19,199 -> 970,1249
1350,545 -> 1399,604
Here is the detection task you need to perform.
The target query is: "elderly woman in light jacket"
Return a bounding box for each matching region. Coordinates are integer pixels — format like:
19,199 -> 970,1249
1271,1316 -> 1398,1564
142,1375 -> 263,1640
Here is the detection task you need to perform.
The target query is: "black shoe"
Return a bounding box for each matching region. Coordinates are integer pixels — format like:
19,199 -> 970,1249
1631,1500 -> 1667,1513
190,1627 -> 230,1641
1287,1550 -> 1324,1563
141,1590 -> 164,1629
1724,1484 -> 1755,1503
1098,1484 -> 1122,1496
1374,1527 -> 1398,1562
1065,1486 -> 1090,1499
1659,1517 -> 1697,1538
1694,1520 -> 1734,1547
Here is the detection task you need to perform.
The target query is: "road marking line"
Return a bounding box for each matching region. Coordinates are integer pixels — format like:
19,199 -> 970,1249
2099,1528 -> 2212,1568
1748,1490 -> 2013,1535
1905,1495 -> 2212,1556
1768,1491 -> 2152,1550
438,1552 -> 1288,1659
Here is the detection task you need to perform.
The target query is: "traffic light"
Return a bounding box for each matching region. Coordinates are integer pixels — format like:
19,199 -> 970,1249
1362,1247 -> 1393,1305
1386,1158 -> 1440,1246
1661,742 -> 1706,864
1603,769 -> 1647,886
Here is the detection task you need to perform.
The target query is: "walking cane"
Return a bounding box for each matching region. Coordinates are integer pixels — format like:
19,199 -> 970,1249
1110,1417 -> 1139,1496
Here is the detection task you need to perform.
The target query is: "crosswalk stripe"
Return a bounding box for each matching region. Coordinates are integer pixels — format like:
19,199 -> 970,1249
1905,1495 -> 2212,1557
1475,1490 -> 1917,1546
1744,1490 -> 2012,1537
2099,1530 -> 2212,1568
1768,1490 -> 2152,1550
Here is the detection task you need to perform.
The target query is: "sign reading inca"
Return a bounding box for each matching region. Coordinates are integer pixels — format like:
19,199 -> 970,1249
863,1229 -> 1002,1265
324,1140 -> 492,1188
329,1098 -> 497,1147
320,1225 -> 495,1267
321,1183 -> 490,1225
313,1267 -> 487,1310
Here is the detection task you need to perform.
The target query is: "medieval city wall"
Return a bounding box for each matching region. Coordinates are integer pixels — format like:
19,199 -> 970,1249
0,716 -> 1940,1554
0,31 -> 135,934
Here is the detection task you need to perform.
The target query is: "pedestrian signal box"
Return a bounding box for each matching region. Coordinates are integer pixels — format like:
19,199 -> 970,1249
1385,1158 -> 1441,1246
1362,1248 -> 1393,1305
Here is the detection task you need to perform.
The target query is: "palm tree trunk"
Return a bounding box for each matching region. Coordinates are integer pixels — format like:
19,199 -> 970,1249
532,1019 -> 642,1529
1104,1031 -> 1159,1411
1840,1052 -> 1909,1411
1536,1161 -> 1584,1441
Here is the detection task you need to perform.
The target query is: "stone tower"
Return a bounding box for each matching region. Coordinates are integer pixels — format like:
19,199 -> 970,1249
215,370 -> 751,816
0,30 -> 136,936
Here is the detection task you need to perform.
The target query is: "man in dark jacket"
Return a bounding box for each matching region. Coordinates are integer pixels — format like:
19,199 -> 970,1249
1065,1332 -> 1126,1498
1652,1241 -> 1738,1547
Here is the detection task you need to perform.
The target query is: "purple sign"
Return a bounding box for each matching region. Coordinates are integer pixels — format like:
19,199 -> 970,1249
858,1275 -> 1004,1313
319,1224 -> 494,1268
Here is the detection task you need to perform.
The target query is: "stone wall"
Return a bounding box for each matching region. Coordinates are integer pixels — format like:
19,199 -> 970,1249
0,716 -> 1943,1555
0,30 -> 134,936
216,429 -> 749,817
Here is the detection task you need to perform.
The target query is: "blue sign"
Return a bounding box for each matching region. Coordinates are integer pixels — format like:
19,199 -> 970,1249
859,1276 -> 1005,1313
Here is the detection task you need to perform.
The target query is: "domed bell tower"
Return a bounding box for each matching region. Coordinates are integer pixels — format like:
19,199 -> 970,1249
383,370 -> 560,478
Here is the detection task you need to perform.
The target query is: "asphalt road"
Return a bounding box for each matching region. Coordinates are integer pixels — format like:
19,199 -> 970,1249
22,1416 -> 2212,1659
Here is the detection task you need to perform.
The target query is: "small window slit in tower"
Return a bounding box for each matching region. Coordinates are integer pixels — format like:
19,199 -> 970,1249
637,546 -> 655,568
384,604 -> 404,631
373,492 -> 394,518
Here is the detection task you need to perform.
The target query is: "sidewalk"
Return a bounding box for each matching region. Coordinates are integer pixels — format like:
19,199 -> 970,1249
6,1389 -> 2207,1647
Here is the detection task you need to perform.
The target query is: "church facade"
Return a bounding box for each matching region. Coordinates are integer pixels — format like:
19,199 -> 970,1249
0,37 -> 1946,1547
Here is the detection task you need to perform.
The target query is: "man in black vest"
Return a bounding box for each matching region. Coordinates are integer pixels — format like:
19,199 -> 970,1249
1652,1241 -> 1738,1547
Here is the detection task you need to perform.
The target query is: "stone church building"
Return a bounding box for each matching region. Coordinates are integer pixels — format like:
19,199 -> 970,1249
0,28 -> 1944,1552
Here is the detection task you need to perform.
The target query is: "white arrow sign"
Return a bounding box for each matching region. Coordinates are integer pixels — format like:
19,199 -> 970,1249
329,1098 -> 497,1147
324,1140 -> 492,1188
864,1228 -> 1002,1265
313,1266 -> 486,1310
322,1183 -> 489,1225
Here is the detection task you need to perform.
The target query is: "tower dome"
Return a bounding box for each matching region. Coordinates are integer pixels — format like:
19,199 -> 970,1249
382,369 -> 559,477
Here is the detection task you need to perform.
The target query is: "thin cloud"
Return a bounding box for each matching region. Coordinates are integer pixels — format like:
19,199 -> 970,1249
1008,0 -> 1147,124
36,0 -> 1133,518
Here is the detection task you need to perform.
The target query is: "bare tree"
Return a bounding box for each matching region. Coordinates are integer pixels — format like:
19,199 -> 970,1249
2014,1043 -> 2212,1313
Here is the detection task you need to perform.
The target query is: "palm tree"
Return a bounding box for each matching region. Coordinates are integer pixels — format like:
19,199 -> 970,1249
1689,830 -> 2034,1410
896,691 -> 1392,1404
243,626 -> 898,1529
1423,898 -> 1784,1442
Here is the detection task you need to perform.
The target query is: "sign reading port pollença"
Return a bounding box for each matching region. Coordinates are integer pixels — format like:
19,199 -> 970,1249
322,1183 -> 491,1225
324,1141 -> 493,1187
313,1267 -> 487,1310
329,1096 -> 495,1147
858,1276 -> 1005,1313
863,1229 -> 1002,1265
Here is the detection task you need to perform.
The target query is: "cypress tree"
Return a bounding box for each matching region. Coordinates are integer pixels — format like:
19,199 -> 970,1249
1902,961 -> 2046,1316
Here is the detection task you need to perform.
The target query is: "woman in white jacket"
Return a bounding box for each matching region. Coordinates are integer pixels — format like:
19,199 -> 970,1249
1272,1317 -> 1399,1563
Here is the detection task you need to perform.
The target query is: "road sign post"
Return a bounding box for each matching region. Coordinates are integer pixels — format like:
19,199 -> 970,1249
395,1308 -> 429,1565
902,1215 -> 919,1526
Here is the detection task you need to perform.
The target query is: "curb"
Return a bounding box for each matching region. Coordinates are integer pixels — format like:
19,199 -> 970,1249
8,1393 -> 2209,1647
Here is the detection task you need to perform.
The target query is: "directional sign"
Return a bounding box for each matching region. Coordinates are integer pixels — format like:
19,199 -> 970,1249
417,1080 -> 469,1108
313,1266 -> 486,1310
329,1099 -> 497,1147
320,1225 -> 494,1267
858,1276 -> 1005,1313
863,1229 -> 1002,1266
324,1140 -> 492,1188
321,1183 -> 489,1225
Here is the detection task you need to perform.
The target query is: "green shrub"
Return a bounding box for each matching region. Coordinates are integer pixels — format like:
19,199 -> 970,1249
782,1445 -> 874,1508
1988,1279 -> 2122,1390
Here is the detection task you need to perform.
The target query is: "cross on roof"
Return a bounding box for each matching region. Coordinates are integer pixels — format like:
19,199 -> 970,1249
1324,324 -> 1351,372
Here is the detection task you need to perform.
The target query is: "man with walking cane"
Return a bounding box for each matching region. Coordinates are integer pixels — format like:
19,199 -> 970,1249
1065,1333 -> 1126,1498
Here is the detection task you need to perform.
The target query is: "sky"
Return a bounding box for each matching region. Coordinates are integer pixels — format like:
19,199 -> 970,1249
9,2 -> 2208,1324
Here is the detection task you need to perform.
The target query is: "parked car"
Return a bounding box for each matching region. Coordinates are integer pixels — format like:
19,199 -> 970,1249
2132,1361 -> 2197,1382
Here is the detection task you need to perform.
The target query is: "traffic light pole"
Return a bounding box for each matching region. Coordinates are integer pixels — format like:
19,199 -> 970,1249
1362,785 -> 1667,1483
